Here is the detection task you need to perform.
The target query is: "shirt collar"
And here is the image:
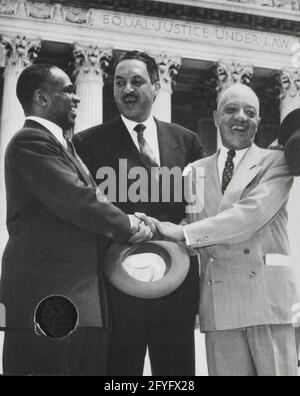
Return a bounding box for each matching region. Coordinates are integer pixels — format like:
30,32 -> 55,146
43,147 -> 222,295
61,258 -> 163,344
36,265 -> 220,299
26,116 -> 66,148
219,143 -> 250,163
121,114 -> 156,134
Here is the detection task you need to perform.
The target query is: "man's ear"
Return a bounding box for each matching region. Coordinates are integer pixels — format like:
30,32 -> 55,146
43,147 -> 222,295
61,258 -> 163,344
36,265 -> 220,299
257,117 -> 261,128
33,89 -> 48,107
153,81 -> 161,101
213,110 -> 219,128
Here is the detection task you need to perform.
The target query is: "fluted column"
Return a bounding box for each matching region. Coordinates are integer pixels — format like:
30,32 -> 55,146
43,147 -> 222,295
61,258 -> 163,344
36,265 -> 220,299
72,44 -> 112,133
0,35 -> 40,258
153,54 -> 181,123
0,35 -> 40,152
215,60 -> 254,147
278,70 -> 300,345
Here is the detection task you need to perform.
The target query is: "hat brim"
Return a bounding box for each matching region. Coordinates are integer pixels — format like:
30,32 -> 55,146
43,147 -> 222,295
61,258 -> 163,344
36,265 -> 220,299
104,241 -> 190,299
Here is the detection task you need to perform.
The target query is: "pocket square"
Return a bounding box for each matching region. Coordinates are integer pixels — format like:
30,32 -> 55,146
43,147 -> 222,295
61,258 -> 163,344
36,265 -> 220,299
265,254 -> 291,267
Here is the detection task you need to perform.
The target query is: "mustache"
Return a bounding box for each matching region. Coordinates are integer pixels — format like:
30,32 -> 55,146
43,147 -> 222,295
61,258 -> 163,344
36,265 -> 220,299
122,94 -> 139,100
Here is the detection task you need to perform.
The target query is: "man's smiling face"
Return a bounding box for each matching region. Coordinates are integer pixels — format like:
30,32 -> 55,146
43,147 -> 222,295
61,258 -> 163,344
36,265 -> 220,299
214,84 -> 261,150
113,59 -> 160,123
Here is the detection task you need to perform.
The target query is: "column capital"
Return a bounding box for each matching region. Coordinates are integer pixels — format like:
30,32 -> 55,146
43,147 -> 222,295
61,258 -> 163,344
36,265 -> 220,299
215,60 -> 254,98
278,68 -> 300,121
154,53 -> 181,91
278,69 -> 300,100
0,35 -> 41,72
72,44 -> 112,82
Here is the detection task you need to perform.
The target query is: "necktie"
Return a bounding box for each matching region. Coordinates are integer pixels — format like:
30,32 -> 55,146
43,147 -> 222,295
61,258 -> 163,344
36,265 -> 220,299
222,149 -> 236,194
134,124 -> 159,170
63,131 -> 97,188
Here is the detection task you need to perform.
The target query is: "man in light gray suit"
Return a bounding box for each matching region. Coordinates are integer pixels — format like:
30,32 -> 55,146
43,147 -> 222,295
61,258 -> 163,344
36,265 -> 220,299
145,84 -> 299,376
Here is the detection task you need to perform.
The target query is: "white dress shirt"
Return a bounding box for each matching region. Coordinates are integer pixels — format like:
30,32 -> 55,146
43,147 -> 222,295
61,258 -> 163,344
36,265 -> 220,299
121,114 -> 161,167
217,144 -> 250,185
26,116 -> 67,149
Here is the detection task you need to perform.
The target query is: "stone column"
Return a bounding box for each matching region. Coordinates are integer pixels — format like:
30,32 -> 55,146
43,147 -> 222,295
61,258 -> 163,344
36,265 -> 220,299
278,70 -> 300,347
215,61 -> 254,147
153,54 -> 181,123
0,35 -> 40,258
72,44 -> 112,133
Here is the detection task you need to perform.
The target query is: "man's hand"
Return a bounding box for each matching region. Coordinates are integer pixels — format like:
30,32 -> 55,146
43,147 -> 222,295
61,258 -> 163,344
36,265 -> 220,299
128,214 -> 153,244
134,213 -> 157,234
152,219 -> 185,242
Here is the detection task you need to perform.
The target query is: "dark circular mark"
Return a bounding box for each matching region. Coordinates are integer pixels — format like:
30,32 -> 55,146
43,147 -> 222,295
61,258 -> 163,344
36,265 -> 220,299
34,295 -> 78,339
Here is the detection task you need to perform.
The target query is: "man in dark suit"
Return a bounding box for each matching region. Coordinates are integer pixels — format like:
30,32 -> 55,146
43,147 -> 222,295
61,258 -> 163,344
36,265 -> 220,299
0,64 -> 152,376
279,108 -> 300,175
278,107 -> 300,366
73,51 -> 203,376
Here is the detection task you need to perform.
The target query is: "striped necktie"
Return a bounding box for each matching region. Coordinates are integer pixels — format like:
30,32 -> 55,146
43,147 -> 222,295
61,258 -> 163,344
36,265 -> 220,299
134,124 -> 159,170
222,149 -> 236,194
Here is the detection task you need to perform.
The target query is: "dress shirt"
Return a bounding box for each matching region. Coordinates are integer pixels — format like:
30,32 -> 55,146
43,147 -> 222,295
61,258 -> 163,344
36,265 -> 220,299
121,114 -> 161,167
26,116 -> 67,149
217,144 -> 250,185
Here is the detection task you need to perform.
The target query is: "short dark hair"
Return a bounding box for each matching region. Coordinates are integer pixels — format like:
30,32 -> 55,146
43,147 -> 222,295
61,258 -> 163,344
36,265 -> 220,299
16,64 -> 58,114
114,51 -> 159,84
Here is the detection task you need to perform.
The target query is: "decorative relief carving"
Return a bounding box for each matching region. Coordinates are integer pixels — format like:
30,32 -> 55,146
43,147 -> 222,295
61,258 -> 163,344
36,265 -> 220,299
51,3 -> 65,23
0,34 -> 40,70
227,0 -> 300,10
16,0 -> 28,17
154,53 -> 181,88
215,60 -> 254,97
65,7 -> 87,24
0,0 -> 16,15
29,2 -> 52,20
72,44 -> 112,81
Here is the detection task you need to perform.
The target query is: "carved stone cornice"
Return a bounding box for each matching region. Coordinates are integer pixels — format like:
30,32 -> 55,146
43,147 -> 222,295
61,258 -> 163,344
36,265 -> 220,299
225,0 -> 299,11
0,34 -> 40,70
154,53 -> 181,90
0,1 -> 299,36
215,60 -> 254,97
72,44 -> 112,82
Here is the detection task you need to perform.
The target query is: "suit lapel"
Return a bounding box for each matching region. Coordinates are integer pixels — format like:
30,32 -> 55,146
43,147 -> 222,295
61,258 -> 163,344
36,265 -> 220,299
219,144 -> 262,211
24,120 -> 94,187
203,153 -> 223,217
156,120 -> 182,168
61,144 -> 96,187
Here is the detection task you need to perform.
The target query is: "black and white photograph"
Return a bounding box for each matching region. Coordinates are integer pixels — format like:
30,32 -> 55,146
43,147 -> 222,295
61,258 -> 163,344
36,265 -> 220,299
0,0 -> 300,379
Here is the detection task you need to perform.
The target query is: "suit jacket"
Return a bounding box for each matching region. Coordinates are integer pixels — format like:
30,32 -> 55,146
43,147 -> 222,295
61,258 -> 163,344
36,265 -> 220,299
278,109 -> 300,176
73,116 -> 203,222
0,120 -> 131,329
183,144 -> 299,331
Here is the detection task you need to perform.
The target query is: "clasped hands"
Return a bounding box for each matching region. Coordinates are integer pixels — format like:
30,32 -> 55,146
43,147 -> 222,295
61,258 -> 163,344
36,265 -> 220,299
128,213 -> 185,244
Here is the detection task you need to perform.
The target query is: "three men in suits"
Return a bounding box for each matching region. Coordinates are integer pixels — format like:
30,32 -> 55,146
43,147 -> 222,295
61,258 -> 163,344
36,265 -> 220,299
0,64 -> 152,376
73,51 -> 203,376
152,84 -> 299,376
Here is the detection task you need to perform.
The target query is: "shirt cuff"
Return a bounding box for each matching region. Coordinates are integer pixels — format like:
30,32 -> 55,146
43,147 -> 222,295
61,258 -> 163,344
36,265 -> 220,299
183,225 -> 192,247
128,215 -> 134,233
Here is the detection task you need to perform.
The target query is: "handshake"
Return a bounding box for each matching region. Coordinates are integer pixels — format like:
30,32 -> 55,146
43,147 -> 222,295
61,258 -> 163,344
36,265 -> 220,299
127,213 -> 185,244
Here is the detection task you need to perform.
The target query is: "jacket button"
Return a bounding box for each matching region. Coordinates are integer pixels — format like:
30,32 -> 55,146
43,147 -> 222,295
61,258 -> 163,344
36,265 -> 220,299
250,271 -> 257,278
209,256 -> 215,262
244,249 -> 250,255
206,281 -> 213,286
